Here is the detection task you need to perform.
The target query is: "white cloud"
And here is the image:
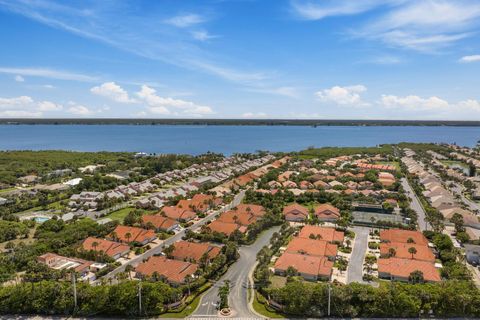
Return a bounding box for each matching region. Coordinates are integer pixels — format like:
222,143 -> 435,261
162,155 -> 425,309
290,0 -> 392,20
91,82 -> 135,103
68,104 -> 94,116
315,85 -> 368,106
0,67 -> 97,82
242,112 -> 268,118
459,55 -> 480,63
357,1 -> 480,52
192,30 -> 218,41
136,85 -> 214,116
14,75 -> 25,82
165,14 -> 205,28
37,101 -> 63,111
246,86 -> 299,98
379,94 -> 449,110
0,95 -> 62,117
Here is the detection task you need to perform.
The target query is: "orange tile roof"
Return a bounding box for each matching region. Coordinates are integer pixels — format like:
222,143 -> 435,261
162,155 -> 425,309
314,203 -> 340,220
274,252 -> 333,278
378,257 -> 441,282
82,237 -> 130,258
380,242 -> 435,262
217,210 -> 258,226
207,220 -> 247,236
176,193 -> 222,213
286,237 -> 337,258
142,215 -> 178,231
283,203 -> 309,221
160,206 -> 196,221
380,229 -> 429,246
135,256 -> 198,284
171,241 -> 222,262
110,225 -> 156,244
235,203 -> 266,217
298,226 -> 344,243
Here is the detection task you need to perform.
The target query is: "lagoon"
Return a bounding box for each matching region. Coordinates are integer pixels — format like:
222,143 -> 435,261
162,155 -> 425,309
1,125 -> 479,155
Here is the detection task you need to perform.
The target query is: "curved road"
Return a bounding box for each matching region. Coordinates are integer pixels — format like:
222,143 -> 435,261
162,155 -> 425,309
101,190 -> 246,281
191,226 -> 281,319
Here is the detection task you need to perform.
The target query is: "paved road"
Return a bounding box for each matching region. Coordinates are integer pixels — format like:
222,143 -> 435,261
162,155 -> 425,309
347,226 -> 370,284
191,226 -> 281,318
451,182 -> 480,212
102,190 -> 246,281
401,177 -> 430,231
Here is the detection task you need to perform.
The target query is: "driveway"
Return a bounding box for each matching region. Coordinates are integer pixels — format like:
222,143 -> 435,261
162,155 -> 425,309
191,226 -> 281,318
101,190 -> 246,281
401,177 -> 430,231
347,226 -> 370,284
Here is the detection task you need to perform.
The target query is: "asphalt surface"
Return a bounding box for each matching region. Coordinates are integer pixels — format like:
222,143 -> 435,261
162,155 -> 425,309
191,226 -> 281,318
102,190 -> 246,281
451,182 -> 480,212
347,226 -> 370,284
401,177 -> 430,231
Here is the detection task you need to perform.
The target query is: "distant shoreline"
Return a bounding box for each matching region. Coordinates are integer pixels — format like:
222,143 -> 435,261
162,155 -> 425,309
1,118 -> 480,126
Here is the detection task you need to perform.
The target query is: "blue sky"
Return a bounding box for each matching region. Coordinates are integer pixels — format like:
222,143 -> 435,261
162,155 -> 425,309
0,0 -> 480,120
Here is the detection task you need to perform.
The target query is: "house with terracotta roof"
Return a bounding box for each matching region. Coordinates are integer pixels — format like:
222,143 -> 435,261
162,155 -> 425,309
160,206 -> 196,222
274,252 -> 333,281
206,220 -> 247,236
298,226 -> 344,244
82,237 -> 130,260
285,237 -> 337,260
176,193 -> 222,213
380,229 -> 429,246
135,256 -> 198,285
237,203 -> 266,216
314,203 -> 340,222
217,210 -> 259,226
283,203 -> 309,222
109,225 -> 157,245
378,257 -> 441,282
380,242 -> 435,262
170,240 -> 222,263
142,215 -> 179,232
37,253 -> 96,279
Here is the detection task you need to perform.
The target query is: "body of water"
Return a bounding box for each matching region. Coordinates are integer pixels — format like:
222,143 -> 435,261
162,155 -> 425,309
1,125 -> 479,154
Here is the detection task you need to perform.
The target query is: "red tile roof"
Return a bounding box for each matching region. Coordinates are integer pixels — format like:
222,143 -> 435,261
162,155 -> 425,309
160,206 -> 196,221
380,242 -> 435,262
176,193 -> 222,213
207,220 -> 247,236
380,229 -> 429,246
286,237 -> 337,258
217,210 -> 258,226
314,203 -> 340,220
142,215 -> 178,231
298,226 -> 344,243
110,225 -> 156,244
82,237 -> 130,258
378,257 -> 441,282
235,203 -> 266,217
135,256 -> 198,284
283,203 -> 309,221
171,241 -> 221,262
274,252 -> 333,278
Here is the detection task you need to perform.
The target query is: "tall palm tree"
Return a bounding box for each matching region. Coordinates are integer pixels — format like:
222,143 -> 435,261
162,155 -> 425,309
125,232 -> 132,244
408,246 -> 417,259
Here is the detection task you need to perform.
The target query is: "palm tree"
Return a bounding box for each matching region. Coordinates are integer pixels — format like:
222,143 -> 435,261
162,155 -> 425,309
407,237 -> 415,244
125,232 -> 132,244
408,246 -> 417,259
388,247 -> 396,258
125,265 -> 134,280
110,231 -> 118,242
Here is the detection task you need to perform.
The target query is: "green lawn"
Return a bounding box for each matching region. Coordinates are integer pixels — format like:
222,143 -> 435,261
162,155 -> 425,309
0,187 -> 16,194
103,207 -> 136,221
252,291 -> 285,318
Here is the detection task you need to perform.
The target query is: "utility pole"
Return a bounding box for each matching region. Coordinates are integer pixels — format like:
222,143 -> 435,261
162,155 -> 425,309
327,282 -> 331,317
138,281 -> 142,316
72,272 -> 77,313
